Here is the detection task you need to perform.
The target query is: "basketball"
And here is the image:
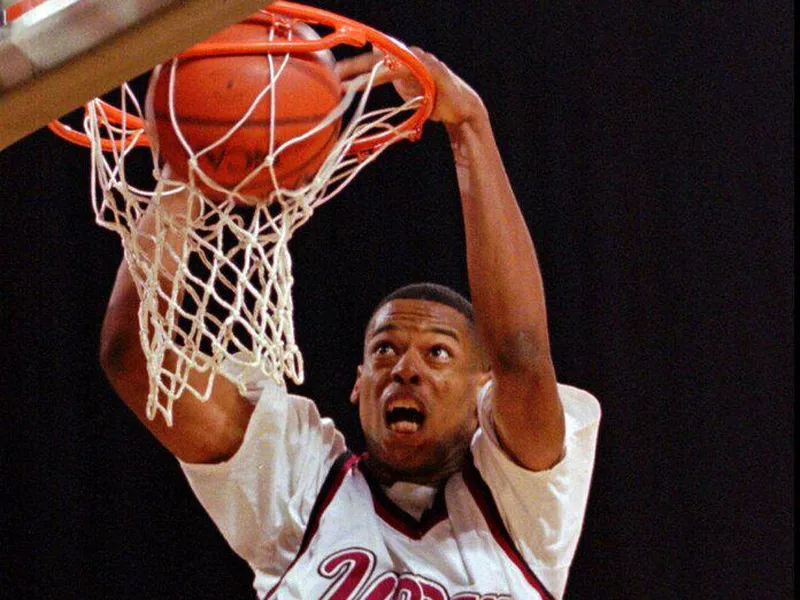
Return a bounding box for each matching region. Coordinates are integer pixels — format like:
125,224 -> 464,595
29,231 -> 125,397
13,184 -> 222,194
144,21 -> 342,202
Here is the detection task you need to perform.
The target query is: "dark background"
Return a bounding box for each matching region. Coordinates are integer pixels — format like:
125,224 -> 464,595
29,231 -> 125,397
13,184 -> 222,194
0,1 -> 793,598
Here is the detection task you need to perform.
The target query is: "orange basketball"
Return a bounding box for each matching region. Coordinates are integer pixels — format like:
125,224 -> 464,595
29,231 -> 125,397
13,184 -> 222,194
145,22 -> 342,201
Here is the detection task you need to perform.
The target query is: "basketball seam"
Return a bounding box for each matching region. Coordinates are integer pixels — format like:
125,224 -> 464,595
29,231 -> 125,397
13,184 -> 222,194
153,56 -> 341,126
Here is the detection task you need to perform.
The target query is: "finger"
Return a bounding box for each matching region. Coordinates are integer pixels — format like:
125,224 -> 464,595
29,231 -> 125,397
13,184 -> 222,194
334,49 -> 383,81
337,55 -> 417,96
407,47 -> 439,69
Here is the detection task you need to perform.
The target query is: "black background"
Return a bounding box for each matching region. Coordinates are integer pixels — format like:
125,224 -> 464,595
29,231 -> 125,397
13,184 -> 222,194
0,1 -> 793,598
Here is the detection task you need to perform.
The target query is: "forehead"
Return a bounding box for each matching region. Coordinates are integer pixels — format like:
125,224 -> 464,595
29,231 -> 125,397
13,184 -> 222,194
367,299 -> 471,341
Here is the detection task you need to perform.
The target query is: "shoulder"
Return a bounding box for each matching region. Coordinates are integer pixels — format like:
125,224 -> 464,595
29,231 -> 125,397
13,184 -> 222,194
467,382 -> 600,580
554,383 -> 601,433
477,381 -> 600,452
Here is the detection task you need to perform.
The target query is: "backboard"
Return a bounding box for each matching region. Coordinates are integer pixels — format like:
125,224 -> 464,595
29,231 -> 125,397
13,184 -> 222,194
0,0 -> 275,151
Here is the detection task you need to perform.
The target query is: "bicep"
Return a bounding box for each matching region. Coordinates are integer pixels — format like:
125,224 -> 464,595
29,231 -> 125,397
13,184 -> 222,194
104,338 -> 254,463
490,356 -> 565,472
100,263 -> 253,463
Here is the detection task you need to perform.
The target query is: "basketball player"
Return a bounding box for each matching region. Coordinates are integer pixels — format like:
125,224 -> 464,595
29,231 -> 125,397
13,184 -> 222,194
100,48 -> 600,599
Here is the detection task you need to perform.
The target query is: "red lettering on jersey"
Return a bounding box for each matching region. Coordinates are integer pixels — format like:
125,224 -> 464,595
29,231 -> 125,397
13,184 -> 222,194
318,548 -> 375,600
418,576 -> 448,600
318,548 -> 511,600
361,571 -> 398,600
395,574 -> 424,600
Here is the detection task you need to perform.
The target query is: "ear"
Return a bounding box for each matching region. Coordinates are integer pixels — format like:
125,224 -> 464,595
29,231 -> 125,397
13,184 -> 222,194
470,369 -> 491,408
350,365 -> 364,405
470,371 -> 493,423
473,368 -> 492,389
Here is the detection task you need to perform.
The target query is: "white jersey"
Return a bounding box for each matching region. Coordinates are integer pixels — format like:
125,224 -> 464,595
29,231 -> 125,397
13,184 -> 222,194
181,378 -> 600,599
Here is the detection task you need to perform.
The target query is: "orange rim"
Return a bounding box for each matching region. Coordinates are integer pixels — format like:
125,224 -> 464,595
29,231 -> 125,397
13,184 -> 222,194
48,1 -> 436,155
48,103 -> 148,152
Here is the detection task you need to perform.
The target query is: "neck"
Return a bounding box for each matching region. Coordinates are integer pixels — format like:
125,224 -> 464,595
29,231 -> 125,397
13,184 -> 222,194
363,436 -> 472,487
362,457 -> 451,487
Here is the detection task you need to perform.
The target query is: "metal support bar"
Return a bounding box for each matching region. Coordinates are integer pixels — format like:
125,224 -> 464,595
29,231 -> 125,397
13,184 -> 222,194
0,0 -> 274,151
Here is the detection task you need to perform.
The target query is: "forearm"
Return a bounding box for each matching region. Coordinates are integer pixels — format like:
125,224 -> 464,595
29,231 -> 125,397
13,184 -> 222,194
448,106 -> 564,470
100,191 -> 192,381
447,110 -> 550,370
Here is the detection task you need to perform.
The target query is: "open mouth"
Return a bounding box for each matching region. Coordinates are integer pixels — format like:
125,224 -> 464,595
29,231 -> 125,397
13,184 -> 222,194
385,400 -> 426,434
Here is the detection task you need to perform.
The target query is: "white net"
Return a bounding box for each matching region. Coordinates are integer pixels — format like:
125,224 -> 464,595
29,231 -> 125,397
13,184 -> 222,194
84,38 -> 424,425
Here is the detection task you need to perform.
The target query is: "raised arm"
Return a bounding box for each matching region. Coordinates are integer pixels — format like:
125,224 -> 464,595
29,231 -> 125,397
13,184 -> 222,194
445,83 -> 564,471
100,189 -> 253,464
337,49 -> 564,471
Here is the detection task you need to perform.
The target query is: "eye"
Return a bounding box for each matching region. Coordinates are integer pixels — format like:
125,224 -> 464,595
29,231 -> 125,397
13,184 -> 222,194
429,345 -> 452,361
372,341 -> 395,356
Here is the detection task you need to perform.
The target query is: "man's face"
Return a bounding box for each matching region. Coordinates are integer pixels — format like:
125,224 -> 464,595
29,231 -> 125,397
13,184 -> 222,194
350,299 -> 489,484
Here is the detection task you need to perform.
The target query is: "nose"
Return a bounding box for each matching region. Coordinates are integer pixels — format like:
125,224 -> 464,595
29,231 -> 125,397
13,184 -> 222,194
391,349 -> 423,385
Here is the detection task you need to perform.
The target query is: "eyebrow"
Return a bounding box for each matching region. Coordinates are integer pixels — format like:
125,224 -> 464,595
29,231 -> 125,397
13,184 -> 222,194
370,323 -> 461,342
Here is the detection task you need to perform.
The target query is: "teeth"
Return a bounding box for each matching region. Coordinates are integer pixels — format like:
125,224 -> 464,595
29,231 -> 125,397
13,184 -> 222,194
385,397 -> 425,432
387,398 -> 422,411
389,421 -> 419,433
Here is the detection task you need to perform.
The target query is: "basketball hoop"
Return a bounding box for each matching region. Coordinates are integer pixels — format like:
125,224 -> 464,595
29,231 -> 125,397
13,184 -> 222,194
46,1 -> 436,425
47,2 -> 435,155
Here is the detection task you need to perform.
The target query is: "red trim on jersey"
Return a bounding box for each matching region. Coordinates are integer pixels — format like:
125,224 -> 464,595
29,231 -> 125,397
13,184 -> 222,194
263,451 -> 554,598
359,455 -> 449,540
462,457 -> 556,600
265,451 -> 358,599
